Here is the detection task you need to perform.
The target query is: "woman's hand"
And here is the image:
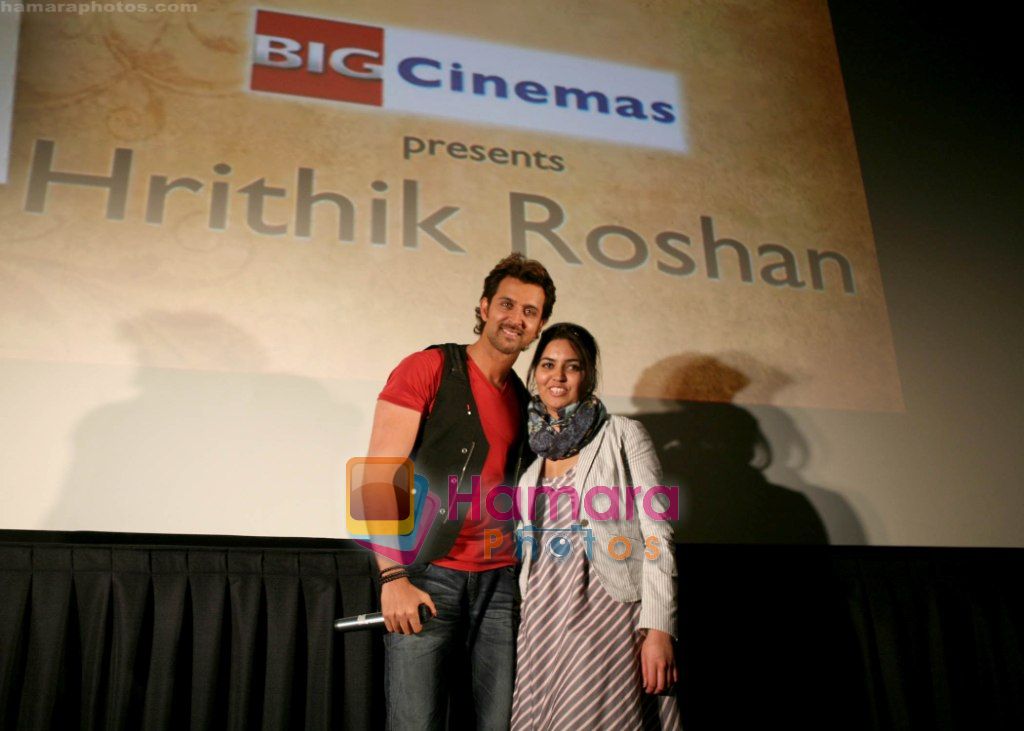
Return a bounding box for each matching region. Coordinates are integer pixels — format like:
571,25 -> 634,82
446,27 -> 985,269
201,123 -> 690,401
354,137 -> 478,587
381,578 -> 437,634
640,629 -> 677,694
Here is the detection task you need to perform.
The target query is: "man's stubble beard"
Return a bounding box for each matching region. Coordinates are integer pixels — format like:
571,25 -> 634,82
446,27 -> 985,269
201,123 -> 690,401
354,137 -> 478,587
487,329 -> 522,356
486,325 -> 538,356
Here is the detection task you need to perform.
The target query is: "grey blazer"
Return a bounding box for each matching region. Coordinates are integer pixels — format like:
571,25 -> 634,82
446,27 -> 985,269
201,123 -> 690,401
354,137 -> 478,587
516,415 -> 678,637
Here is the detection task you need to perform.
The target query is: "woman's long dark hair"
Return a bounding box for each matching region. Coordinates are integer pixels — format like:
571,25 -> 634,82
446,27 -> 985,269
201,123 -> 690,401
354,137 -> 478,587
527,322 -> 600,401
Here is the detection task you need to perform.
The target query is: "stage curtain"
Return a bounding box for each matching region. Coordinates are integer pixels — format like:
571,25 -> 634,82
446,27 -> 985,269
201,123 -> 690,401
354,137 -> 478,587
673,545 -> 1024,730
2,539 -> 1023,730
835,550 -> 1024,730
0,543 -> 382,730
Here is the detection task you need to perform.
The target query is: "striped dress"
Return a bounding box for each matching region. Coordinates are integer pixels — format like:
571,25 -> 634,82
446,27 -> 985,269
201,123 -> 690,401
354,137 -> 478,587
511,468 -> 682,730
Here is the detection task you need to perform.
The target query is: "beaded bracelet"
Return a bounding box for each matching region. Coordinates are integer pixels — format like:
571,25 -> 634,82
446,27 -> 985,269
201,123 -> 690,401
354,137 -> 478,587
380,571 -> 410,585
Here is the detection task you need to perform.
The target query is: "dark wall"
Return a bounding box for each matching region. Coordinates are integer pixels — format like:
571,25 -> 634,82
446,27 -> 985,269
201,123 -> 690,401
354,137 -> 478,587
830,0 -> 1022,428
718,1 -> 1024,547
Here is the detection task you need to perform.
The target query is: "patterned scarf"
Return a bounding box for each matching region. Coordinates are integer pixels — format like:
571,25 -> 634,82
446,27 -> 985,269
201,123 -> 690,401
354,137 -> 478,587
527,394 -> 608,460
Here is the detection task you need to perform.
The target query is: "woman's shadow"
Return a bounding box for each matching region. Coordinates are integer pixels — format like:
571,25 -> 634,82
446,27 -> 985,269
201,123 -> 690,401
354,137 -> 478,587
630,354 -> 869,729
631,353 -> 866,545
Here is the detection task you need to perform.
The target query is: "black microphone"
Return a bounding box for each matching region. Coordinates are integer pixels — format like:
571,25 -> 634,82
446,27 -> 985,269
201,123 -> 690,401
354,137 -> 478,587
333,604 -> 432,632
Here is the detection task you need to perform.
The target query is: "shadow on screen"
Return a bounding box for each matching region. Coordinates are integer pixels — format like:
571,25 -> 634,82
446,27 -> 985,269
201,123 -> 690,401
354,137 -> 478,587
47,311 -> 360,537
631,353 -> 869,729
631,352 -> 868,545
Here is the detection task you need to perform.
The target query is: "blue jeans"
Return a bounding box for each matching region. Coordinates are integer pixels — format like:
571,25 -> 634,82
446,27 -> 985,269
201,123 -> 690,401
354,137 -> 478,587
384,563 -> 520,731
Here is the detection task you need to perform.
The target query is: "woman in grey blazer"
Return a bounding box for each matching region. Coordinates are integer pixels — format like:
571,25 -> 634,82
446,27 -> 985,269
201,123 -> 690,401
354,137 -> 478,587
510,323 -> 680,730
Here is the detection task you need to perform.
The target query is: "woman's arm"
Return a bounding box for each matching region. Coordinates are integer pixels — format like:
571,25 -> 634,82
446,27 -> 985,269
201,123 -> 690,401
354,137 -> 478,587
623,419 -> 678,637
622,418 -> 679,693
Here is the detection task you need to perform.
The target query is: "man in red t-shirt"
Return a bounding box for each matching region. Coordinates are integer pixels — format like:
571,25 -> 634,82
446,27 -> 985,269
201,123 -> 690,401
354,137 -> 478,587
364,253 -> 555,730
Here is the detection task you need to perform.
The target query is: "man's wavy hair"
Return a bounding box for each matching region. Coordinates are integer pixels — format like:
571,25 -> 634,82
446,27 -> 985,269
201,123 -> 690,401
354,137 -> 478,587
473,253 -> 556,334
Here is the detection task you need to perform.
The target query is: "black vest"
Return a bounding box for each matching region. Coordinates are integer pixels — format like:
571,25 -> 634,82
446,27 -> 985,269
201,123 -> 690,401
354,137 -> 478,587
410,343 -> 531,565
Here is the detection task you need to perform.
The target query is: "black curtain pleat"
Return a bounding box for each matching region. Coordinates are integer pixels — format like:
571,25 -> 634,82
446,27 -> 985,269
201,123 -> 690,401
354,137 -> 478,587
261,551 -> 302,731
19,548 -> 73,730
301,554 -> 338,729
141,550 -> 187,730
336,551 -> 380,730
1,538 -> 1022,730
74,548 -> 112,731
107,550 -> 150,729
226,551 -> 262,731
188,551 -> 229,730
0,547 -> 31,729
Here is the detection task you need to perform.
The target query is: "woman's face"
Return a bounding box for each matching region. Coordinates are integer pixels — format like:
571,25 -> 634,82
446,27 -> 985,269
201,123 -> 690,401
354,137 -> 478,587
534,338 -> 584,417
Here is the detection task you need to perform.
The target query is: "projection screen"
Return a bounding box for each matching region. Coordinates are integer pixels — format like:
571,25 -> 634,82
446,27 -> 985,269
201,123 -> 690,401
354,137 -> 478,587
0,0 -> 901,537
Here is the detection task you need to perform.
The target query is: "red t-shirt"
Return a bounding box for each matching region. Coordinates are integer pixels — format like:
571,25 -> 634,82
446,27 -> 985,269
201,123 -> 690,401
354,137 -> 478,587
378,349 -> 519,570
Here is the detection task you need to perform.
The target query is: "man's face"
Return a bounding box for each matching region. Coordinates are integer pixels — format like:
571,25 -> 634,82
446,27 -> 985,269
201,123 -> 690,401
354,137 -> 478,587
479,277 -> 547,355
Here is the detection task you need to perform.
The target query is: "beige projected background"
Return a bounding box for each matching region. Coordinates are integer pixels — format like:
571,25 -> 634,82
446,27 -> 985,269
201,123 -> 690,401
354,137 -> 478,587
0,0 -> 900,412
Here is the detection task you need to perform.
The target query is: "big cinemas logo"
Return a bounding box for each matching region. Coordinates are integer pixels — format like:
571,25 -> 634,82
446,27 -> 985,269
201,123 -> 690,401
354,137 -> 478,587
249,9 -> 687,152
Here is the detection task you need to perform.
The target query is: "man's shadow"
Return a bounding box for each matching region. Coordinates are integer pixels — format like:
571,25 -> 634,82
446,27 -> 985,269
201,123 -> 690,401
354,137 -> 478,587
47,310 -> 361,538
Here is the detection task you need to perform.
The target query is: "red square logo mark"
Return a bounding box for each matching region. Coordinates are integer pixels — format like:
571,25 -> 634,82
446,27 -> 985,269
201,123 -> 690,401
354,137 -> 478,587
251,10 -> 384,106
